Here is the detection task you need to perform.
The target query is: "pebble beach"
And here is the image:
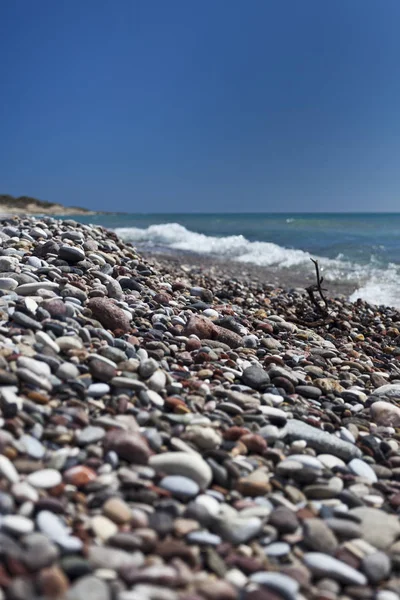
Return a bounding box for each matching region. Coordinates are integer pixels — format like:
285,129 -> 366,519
1,215 -> 400,600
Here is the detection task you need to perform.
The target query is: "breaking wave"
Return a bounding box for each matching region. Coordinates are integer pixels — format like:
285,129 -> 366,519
115,222 -> 400,309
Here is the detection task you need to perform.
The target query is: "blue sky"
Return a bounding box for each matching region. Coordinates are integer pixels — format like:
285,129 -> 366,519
1,0 -> 400,213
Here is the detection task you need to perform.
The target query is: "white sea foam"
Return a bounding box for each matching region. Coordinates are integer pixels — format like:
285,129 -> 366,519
116,223 -> 337,268
115,223 -> 400,309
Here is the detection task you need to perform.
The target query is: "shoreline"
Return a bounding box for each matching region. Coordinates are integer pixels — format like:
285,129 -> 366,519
140,248 -> 361,299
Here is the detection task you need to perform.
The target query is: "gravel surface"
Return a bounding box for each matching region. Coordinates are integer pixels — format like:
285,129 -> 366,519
0,215 -> 399,600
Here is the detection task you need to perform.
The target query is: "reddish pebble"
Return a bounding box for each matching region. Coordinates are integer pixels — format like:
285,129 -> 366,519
63,465 -> 97,487
223,426 -> 250,441
186,338 -> 202,351
240,433 -> 267,454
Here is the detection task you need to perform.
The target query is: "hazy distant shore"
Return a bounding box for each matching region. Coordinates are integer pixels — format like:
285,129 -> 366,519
0,195 -> 96,216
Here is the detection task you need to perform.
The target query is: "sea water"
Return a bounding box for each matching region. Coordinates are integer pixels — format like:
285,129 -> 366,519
68,213 -> 400,308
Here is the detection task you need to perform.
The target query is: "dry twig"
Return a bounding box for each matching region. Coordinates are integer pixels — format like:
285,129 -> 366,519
306,258 -> 329,316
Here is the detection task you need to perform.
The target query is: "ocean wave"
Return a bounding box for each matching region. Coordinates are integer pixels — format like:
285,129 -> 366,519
115,223 -> 342,269
115,222 -> 400,309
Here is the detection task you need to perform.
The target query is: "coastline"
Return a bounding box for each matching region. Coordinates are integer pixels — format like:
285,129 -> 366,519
140,249 -> 361,299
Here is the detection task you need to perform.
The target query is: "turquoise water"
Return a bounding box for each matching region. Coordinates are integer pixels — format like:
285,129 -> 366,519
68,213 -> 400,307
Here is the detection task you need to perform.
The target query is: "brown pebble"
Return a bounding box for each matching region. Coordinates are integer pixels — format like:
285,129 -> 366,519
87,297 -> 131,333
38,566 -> 69,599
103,429 -> 152,464
240,433 -> 267,454
63,466 -> 97,487
102,497 -> 132,524
196,579 -> 238,600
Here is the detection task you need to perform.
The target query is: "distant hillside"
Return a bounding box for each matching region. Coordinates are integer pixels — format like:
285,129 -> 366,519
0,195 -> 95,215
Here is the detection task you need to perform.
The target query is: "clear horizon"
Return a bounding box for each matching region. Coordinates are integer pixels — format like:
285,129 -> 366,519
2,1 -> 400,213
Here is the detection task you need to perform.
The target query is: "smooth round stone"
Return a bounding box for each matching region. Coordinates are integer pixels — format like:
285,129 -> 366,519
56,362 -> 80,380
317,454 -> 346,470
225,568 -> 248,589
12,482 -> 39,503
304,552 -> 367,585
142,389 -> 164,407
102,497 -> 132,524
350,507 -> 400,550
36,330 -> 60,353
76,426 -> 105,445
295,385 -> 322,399
138,358 -> 159,379
147,369 -> 167,392
88,383 -> 110,397
2,515 -> 34,535
241,365 -> 270,390
287,454 -> 322,470
149,452 -> 212,488
63,466 -> 97,487
56,336 -> 83,351
26,256 -> 42,267
362,551 -> 391,583
0,454 -> 20,483
20,434 -> 45,459
17,367 -> 51,390
213,515 -> 263,545
91,515 -> 118,542
194,494 -> 221,518
160,475 -> 200,499
0,278 -> 17,291
17,356 -> 51,378
65,575 -> 109,600
303,518 -> 338,554
376,592 -> 400,600
264,541 -> 291,557
258,406 -> 287,425
57,535 -> 83,553
58,245 -> 85,262
249,572 -> 299,600
284,419 -> 361,460
348,458 -> 378,483
27,469 -> 62,489
339,427 -> 356,444
187,530 -> 222,545
36,511 -> 69,540
16,281 -> 59,295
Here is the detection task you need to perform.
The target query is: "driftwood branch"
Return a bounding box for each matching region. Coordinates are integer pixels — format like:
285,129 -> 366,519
306,258 -> 329,315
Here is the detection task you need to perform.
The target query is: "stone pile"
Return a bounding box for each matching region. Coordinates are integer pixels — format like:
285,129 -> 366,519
0,216 -> 399,599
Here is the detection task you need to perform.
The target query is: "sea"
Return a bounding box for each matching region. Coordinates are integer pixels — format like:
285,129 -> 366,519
67,213 -> 400,309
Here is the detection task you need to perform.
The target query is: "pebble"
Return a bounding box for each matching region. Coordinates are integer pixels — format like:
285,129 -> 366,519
370,400 -> 400,427
249,572 -> 299,600
26,469 -> 62,489
302,518 -> 338,554
350,507 -> 400,550
0,454 -> 20,483
362,551 -> 392,583
284,419 -> 362,460
2,514 -> 34,535
102,497 -> 132,524
303,552 -> 367,585
149,452 -> 212,488
348,458 -> 378,483
160,475 -> 200,499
